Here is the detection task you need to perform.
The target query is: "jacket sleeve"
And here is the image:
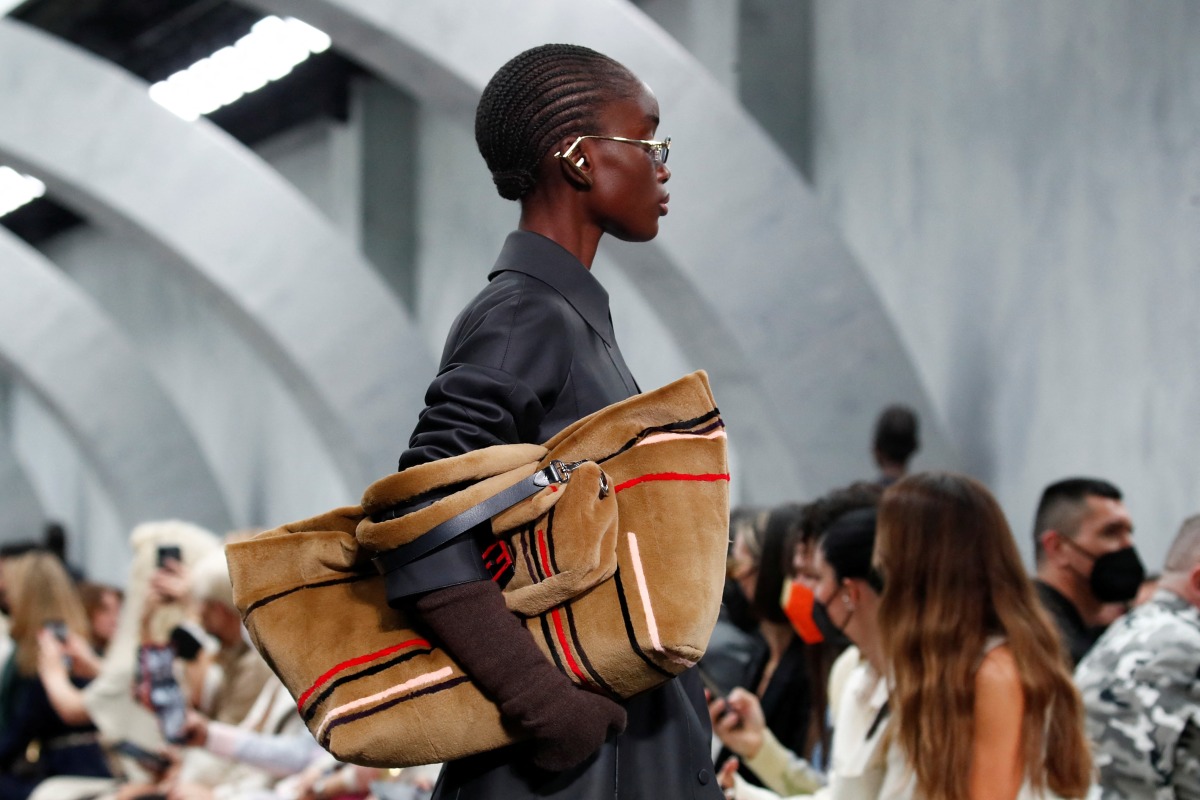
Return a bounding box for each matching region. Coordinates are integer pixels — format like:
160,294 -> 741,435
400,279 -> 573,469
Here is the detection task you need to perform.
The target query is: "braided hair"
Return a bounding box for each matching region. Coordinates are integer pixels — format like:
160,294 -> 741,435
476,44 -> 640,200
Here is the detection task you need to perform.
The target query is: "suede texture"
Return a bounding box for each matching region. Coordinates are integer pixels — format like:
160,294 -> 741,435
227,371 -> 729,768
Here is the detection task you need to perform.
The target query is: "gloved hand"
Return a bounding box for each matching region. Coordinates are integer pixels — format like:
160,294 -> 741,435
415,577 -> 626,772
522,681 -> 626,771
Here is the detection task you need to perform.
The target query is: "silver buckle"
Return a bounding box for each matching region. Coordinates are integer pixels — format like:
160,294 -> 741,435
532,459 -> 584,487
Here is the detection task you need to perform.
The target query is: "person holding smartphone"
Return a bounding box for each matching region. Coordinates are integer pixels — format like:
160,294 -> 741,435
0,551 -> 111,800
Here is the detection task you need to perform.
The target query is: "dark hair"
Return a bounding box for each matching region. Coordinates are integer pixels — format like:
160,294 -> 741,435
1032,477 -> 1122,562
789,482 -> 883,560
820,507 -> 878,584
0,541 -> 40,560
751,503 -> 803,625
873,405 -> 920,465
44,521 -> 67,560
475,43 -> 640,200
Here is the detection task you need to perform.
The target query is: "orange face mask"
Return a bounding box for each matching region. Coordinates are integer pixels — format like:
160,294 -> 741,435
780,579 -> 824,644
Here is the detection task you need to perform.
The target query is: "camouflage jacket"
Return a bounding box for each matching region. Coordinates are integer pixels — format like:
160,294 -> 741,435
1075,588 -> 1200,799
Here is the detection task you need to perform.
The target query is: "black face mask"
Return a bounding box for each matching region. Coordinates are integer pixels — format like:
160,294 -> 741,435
1088,546 -> 1146,604
810,600 -> 844,641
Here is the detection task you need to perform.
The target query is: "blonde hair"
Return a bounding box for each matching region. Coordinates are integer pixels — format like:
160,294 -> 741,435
191,548 -> 234,610
876,472 -> 1092,800
7,551 -> 90,676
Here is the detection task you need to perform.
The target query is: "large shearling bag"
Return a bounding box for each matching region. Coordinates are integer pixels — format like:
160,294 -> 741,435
226,371 -> 729,768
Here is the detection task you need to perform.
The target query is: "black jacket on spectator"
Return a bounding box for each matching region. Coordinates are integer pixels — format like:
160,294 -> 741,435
0,675 -> 110,800
1036,580 -> 1105,667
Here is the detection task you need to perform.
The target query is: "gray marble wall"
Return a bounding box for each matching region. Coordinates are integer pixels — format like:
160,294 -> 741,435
802,0 -> 1200,566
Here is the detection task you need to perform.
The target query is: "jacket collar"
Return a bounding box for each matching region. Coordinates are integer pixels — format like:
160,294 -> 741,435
489,230 -> 614,346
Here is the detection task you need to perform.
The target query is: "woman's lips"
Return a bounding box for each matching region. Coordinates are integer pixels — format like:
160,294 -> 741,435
659,194 -> 670,215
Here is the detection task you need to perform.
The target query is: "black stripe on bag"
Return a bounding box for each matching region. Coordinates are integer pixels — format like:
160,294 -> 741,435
613,569 -> 674,679
564,602 -> 618,696
519,524 -> 540,583
598,409 -> 723,464
545,505 -> 562,575
301,646 -> 435,723
320,675 -> 471,748
244,574 -> 373,618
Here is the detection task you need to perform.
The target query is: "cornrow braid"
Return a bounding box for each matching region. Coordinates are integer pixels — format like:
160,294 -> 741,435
476,44 -> 640,201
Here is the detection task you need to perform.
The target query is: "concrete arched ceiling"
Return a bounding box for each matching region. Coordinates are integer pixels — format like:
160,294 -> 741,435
0,19 -> 434,489
0,398 -> 45,545
248,0 -> 958,499
0,229 -> 233,531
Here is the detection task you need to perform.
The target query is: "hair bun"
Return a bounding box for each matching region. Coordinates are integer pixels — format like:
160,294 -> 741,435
492,167 -> 537,201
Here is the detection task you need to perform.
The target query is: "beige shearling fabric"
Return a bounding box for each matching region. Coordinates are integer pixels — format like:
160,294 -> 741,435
84,520 -> 221,760
228,371 -> 729,768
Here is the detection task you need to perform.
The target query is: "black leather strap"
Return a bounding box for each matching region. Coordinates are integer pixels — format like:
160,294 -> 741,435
381,530 -> 492,607
371,460 -> 578,577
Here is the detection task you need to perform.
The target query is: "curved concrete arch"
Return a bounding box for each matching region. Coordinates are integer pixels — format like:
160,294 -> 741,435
0,229 -> 234,531
249,0 -> 959,499
0,432 -> 45,545
0,19 -> 434,489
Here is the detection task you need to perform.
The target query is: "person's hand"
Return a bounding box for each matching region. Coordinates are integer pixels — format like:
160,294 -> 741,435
718,756 -> 740,799
281,761 -> 327,800
152,560 -> 190,604
114,785 -> 165,800
63,630 -> 103,679
528,687 -> 627,772
182,708 -> 209,747
36,628 -> 69,680
709,687 -> 766,760
167,784 -> 215,800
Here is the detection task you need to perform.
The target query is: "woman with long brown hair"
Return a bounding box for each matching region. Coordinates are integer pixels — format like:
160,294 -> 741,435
875,472 -> 1093,800
0,551 -> 111,799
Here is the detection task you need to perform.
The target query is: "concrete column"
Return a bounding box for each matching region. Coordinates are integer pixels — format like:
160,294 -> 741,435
0,229 -> 232,531
0,20 -> 436,488
0,378 -> 45,545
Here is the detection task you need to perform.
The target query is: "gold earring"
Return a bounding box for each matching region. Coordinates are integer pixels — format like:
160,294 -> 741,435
556,149 -> 593,187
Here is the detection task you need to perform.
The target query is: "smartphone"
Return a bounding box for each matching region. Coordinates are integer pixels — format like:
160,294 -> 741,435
44,619 -> 69,643
156,545 -> 182,568
697,665 -> 726,702
169,622 -> 205,661
113,739 -> 172,774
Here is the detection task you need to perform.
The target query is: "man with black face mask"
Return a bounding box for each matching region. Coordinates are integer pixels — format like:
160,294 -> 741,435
1032,477 -> 1145,666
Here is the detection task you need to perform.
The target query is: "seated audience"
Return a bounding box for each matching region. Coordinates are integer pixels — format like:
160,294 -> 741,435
721,503 -> 821,781
1076,513 -> 1200,798
1031,477 -> 1143,666
0,551 -> 111,800
877,472 -> 1092,800
78,582 -> 123,657
714,503 -> 899,800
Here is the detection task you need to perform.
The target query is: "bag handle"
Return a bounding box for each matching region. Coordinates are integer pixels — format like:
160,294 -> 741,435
371,460 -> 599,577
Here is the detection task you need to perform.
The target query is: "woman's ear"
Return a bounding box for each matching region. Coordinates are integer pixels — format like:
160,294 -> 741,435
557,149 -> 593,188
843,579 -> 861,608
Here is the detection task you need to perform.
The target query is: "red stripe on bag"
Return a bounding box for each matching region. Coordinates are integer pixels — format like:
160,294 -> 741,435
614,472 -> 730,493
537,529 -> 591,687
537,529 -> 553,577
298,637 -> 430,710
551,608 -> 591,687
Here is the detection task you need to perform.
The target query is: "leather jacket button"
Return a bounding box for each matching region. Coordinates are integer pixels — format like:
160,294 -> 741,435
698,769 -> 711,785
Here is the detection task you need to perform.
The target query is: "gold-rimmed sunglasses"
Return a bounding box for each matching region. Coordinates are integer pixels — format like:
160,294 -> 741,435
556,134 -> 671,166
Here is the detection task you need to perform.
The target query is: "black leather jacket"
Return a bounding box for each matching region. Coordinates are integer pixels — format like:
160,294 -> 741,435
403,230 -> 723,799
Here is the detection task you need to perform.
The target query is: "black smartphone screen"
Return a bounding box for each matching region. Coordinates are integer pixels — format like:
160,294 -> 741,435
156,545 -> 182,568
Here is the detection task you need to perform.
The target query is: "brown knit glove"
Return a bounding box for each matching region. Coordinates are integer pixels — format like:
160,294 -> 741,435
415,578 -> 627,771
